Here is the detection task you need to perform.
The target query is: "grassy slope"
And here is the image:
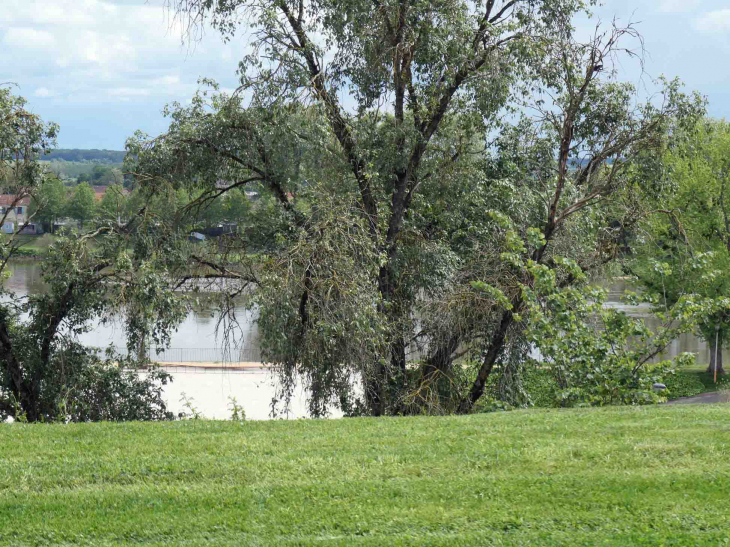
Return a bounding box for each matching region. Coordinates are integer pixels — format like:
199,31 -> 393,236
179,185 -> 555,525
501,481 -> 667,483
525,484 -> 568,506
1,406 -> 729,546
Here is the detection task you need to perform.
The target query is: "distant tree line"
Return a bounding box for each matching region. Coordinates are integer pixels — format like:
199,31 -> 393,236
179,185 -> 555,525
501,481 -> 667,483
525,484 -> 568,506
43,149 -> 126,163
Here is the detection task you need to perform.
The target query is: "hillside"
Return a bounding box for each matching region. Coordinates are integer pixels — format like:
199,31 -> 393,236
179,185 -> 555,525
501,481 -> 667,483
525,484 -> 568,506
1,406 -> 729,546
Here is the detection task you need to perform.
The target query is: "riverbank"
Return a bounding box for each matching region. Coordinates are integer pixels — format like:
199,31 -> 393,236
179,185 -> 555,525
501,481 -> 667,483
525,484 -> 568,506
1,405 -> 729,546
4,233 -> 56,259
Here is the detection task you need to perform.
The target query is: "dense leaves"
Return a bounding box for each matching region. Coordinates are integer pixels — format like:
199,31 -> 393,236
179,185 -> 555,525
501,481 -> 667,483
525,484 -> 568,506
630,120 -> 730,375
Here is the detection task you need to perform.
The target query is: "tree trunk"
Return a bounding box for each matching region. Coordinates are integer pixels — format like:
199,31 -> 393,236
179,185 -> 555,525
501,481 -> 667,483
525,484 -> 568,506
708,329 -> 726,376
422,335 -> 460,379
364,263 -> 409,416
457,302 -> 520,414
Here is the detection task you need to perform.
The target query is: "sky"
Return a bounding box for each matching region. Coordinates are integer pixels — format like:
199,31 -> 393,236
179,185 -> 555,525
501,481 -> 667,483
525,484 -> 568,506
1,0 -> 729,150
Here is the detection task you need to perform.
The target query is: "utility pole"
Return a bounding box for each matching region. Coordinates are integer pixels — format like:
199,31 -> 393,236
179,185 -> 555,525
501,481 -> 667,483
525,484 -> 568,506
714,323 -> 720,384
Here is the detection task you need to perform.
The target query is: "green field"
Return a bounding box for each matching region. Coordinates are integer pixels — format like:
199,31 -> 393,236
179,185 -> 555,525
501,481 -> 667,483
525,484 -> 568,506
1,406 -> 729,546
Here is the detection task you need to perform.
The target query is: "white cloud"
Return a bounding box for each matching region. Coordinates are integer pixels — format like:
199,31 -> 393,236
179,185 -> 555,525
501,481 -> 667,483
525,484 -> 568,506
107,87 -> 151,97
0,0 -> 237,112
658,0 -> 700,13
34,87 -> 57,97
694,9 -> 730,33
151,75 -> 181,86
3,27 -> 56,48
0,0 -> 109,27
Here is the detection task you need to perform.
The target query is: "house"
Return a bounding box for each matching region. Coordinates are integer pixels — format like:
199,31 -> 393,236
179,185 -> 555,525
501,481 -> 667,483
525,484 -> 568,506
0,195 -> 31,224
0,195 -> 42,235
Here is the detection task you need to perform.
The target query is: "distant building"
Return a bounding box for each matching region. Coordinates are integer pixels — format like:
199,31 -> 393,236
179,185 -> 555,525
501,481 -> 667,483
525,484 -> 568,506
91,185 -> 129,202
0,196 -> 46,235
0,194 -> 33,234
0,195 -> 31,225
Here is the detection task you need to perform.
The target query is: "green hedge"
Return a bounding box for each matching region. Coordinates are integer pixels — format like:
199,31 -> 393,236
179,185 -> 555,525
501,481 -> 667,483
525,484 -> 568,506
663,368 -> 730,399
517,367 -> 729,407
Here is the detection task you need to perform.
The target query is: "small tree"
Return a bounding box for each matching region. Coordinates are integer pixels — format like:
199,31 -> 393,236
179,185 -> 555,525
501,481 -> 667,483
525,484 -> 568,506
1,86 -> 186,422
66,182 -> 97,229
99,184 -> 128,223
29,174 -> 68,233
630,119 -> 730,375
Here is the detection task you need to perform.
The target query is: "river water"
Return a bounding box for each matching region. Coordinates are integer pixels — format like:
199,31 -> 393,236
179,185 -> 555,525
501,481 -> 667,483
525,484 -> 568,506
2,263 -> 724,418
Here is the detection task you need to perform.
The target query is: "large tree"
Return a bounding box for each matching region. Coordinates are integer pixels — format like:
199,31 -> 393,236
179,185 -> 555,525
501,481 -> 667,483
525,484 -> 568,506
128,1 -> 702,416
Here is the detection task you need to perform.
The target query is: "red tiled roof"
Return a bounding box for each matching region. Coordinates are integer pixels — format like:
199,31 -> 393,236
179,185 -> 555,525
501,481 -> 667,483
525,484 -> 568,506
91,186 -> 129,202
0,195 -> 31,207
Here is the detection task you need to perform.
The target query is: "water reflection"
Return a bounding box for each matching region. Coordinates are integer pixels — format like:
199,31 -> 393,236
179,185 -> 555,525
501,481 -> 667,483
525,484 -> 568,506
3,262 -> 260,363
4,264 -> 722,367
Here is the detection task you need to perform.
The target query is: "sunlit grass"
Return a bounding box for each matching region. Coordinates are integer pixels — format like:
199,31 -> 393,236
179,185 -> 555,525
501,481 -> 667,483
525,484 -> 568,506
1,405 -> 729,546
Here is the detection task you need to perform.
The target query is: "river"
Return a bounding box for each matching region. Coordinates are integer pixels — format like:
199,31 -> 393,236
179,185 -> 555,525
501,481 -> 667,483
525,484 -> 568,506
2,263 -> 725,418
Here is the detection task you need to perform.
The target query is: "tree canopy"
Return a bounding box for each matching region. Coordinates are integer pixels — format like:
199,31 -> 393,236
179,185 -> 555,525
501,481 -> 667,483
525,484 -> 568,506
44,149 -> 126,163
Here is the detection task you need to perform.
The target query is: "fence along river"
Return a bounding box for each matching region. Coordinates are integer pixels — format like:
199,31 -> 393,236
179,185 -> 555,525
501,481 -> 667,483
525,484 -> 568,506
3,263 -> 727,418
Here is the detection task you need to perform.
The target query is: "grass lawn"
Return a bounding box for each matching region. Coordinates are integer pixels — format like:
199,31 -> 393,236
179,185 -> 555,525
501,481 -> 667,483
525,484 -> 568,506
1,406 -> 729,546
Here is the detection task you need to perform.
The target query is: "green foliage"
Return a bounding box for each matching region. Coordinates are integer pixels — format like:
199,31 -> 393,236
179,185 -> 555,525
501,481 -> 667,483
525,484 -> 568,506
29,174 -> 68,228
254,188 -> 388,418
495,367 -> 730,406
1,86 -> 58,190
227,396 -> 245,421
631,119 -> 730,370
129,2 -> 704,417
98,183 -> 127,221
1,229 -> 187,422
43,160 -> 124,183
43,358 -> 173,423
178,392 -> 204,420
1,89 -> 189,423
1,408 -> 730,545
663,367 -> 730,399
523,278 -> 707,407
65,182 -> 97,226
459,210 -> 714,409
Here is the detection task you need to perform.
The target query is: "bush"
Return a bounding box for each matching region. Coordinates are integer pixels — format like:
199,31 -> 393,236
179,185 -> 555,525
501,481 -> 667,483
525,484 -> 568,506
58,363 -> 174,422
663,368 -> 730,399
1,342 -> 174,423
